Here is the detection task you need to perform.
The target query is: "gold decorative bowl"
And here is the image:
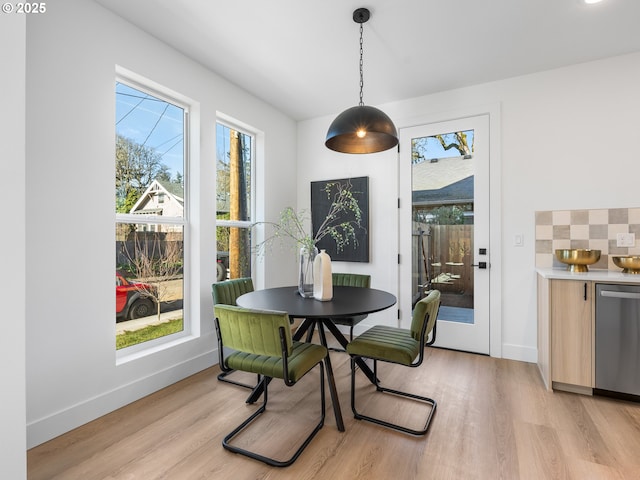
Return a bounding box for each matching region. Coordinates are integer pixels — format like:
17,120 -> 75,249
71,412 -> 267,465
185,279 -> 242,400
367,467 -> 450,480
612,256 -> 640,274
555,249 -> 601,272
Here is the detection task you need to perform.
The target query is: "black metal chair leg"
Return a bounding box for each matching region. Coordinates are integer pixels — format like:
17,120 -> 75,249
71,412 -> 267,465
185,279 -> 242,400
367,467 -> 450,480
222,364 -> 326,467
350,357 -> 437,436
217,370 -> 261,390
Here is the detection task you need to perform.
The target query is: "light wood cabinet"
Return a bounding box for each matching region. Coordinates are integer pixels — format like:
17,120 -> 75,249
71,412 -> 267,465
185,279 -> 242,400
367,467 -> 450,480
537,276 -> 593,393
550,280 -> 592,388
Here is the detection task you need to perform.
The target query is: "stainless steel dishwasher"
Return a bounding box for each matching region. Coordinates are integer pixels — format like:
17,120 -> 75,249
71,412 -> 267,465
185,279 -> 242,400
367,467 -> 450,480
595,283 -> 640,400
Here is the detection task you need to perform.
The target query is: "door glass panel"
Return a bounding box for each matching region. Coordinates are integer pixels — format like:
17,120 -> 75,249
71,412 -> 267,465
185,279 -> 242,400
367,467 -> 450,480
411,130 -> 475,324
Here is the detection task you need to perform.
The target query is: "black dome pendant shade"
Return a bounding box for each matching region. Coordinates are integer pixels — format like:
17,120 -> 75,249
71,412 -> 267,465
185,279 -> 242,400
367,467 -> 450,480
325,105 -> 398,154
325,8 -> 398,154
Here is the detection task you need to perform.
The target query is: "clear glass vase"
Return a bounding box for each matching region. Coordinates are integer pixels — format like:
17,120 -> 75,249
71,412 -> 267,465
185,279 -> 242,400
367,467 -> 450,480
298,245 -> 318,298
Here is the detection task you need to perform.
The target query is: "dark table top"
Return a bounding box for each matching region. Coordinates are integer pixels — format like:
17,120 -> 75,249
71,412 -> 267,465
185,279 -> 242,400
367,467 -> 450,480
236,286 -> 397,319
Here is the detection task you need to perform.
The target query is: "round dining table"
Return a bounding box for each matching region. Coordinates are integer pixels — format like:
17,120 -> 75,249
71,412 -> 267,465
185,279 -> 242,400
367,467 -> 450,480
236,285 -> 397,320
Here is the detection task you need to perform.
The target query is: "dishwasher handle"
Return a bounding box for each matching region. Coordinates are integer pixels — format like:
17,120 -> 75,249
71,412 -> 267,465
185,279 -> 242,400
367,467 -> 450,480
600,290 -> 640,300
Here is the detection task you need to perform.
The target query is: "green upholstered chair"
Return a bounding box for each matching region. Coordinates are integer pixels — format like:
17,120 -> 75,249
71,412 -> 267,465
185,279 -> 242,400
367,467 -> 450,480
214,304 -> 330,467
212,278 -> 258,390
346,289 -> 441,436
212,277 -> 254,306
330,273 -> 371,342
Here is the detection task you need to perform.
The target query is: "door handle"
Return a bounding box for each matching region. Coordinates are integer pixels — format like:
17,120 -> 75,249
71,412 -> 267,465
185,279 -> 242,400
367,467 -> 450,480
600,290 -> 640,300
472,262 -> 488,269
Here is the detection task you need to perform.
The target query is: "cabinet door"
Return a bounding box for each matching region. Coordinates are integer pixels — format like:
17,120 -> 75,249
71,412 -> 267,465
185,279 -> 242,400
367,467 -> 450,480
551,280 -> 592,387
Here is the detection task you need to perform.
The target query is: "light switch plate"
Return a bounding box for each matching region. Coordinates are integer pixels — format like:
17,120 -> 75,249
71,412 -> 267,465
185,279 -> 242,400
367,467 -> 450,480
616,233 -> 636,247
514,234 -> 524,247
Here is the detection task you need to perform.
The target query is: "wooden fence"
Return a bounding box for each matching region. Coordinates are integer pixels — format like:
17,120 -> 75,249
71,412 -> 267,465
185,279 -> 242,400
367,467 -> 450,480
413,223 -> 474,305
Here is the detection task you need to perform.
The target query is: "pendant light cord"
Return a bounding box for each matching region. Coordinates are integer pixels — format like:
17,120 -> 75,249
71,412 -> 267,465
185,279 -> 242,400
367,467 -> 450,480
359,21 -> 364,107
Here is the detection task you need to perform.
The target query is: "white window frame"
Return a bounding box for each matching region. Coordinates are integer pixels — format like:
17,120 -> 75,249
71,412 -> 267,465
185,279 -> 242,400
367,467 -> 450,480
115,67 -> 192,361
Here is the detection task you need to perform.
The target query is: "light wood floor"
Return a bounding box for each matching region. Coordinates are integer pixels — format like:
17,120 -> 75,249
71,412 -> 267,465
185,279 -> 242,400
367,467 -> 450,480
28,345 -> 640,479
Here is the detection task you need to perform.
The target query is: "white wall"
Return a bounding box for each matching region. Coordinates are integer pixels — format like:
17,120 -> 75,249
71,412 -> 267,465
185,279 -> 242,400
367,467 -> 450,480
1,13 -> 27,480
298,52 -> 640,362
25,0 -> 296,448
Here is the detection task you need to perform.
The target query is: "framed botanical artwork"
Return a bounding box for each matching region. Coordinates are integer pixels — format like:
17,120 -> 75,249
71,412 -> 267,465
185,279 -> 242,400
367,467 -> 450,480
311,176 -> 369,262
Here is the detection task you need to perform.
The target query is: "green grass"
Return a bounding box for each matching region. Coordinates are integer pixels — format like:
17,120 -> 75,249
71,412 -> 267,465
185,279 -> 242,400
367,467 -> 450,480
116,318 -> 184,350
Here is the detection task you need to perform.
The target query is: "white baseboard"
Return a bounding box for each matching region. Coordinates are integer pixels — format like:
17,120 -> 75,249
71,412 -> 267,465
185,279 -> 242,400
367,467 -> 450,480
501,343 -> 537,363
27,351 -> 215,449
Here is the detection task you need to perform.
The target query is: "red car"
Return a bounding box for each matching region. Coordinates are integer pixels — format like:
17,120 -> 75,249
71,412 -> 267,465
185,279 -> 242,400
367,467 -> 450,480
116,272 -> 157,321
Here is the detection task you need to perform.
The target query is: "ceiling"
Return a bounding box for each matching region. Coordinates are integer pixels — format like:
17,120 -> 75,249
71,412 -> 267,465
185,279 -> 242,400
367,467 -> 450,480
95,0 -> 640,121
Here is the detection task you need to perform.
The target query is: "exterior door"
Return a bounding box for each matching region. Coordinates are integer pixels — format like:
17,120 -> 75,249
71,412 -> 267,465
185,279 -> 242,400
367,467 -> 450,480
399,115 -> 490,354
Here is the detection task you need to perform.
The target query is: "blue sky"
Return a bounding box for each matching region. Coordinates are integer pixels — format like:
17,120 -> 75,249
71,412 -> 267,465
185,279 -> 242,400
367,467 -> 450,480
414,130 -> 474,160
115,82 -> 184,179
216,123 -> 230,166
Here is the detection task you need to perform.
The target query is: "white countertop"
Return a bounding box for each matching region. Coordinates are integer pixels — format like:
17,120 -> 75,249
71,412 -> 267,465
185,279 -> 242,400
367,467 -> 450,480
536,268 -> 640,284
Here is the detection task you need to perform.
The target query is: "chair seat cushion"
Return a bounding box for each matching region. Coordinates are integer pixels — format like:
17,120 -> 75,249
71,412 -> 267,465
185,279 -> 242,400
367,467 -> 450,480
226,341 -> 327,383
346,325 -> 419,366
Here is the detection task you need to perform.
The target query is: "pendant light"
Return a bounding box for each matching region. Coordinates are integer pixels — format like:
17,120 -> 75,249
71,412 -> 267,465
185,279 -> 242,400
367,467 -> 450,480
325,7 -> 399,154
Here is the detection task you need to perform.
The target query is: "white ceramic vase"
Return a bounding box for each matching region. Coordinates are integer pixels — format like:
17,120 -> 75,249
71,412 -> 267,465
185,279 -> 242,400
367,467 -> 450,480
313,249 -> 333,301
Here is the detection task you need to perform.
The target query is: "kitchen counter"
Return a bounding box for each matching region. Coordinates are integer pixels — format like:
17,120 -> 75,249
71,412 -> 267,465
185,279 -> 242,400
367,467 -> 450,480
537,267 -> 640,394
536,268 -> 640,284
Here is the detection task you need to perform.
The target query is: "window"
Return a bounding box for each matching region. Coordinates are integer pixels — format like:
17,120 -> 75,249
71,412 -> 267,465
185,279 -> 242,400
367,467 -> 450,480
115,76 -> 188,349
216,122 -> 254,282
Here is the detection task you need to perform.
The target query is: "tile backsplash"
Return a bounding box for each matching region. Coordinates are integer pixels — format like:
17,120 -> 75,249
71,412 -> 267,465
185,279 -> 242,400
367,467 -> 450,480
535,207 -> 640,269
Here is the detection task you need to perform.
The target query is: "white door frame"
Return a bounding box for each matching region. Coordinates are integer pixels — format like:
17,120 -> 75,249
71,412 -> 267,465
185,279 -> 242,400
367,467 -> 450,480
396,104 -> 502,358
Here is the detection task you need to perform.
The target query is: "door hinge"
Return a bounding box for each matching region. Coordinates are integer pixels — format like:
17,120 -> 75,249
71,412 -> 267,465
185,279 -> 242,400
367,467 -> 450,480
398,198 -> 400,209
398,253 -> 401,264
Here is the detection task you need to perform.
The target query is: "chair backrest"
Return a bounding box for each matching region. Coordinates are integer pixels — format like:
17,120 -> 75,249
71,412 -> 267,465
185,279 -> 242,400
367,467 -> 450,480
410,290 -> 441,342
212,277 -> 254,306
215,304 -> 292,357
332,273 -> 371,288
